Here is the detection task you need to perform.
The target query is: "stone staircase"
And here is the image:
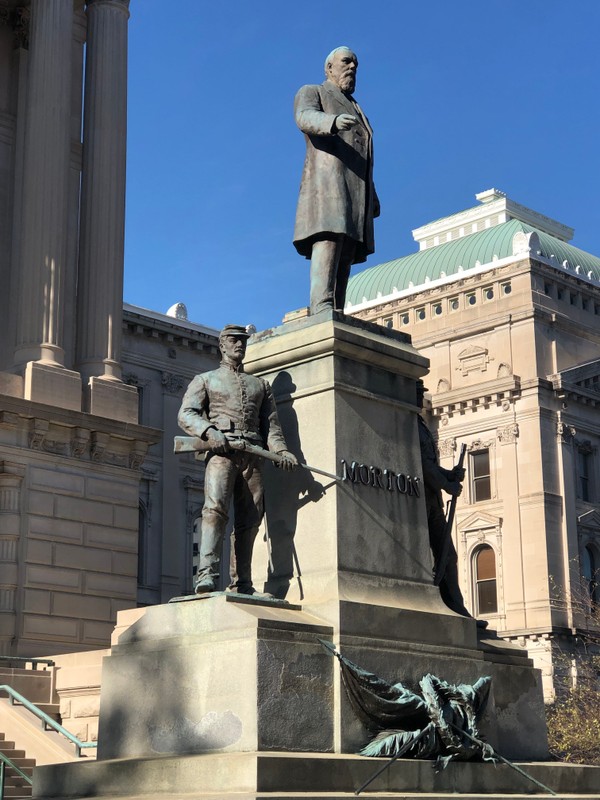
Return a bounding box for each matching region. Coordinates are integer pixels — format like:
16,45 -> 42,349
0,664 -> 81,798
0,730 -> 35,799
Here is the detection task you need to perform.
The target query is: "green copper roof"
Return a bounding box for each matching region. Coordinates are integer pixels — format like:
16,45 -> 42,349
346,219 -> 600,306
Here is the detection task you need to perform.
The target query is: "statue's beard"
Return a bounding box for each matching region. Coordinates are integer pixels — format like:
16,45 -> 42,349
338,73 -> 355,94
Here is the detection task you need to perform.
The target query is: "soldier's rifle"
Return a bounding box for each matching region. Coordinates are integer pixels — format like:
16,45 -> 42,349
173,436 -> 341,483
433,443 -> 467,587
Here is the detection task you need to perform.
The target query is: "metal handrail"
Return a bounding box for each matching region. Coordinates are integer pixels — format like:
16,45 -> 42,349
0,657 -> 54,670
0,684 -> 97,758
0,749 -> 32,787
0,748 -> 33,800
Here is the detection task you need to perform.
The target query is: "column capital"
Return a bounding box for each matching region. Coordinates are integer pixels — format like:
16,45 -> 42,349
86,0 -> 130,13
0,5 -> 31,49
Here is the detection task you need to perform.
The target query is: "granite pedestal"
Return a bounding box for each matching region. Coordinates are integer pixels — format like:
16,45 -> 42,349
32,314 -> 600,799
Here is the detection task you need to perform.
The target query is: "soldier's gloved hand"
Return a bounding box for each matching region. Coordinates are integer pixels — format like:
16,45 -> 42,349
449,466 -> 465,482
446,481 -> 463,497
306,481 -> 325,501
276,451 -> 299,471
205,428 -> 230,454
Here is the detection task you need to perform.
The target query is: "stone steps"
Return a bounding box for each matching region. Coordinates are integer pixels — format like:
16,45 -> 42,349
0,714 -> 35,798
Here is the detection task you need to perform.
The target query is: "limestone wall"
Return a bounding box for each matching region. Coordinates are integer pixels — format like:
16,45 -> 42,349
49,649 -> 107,745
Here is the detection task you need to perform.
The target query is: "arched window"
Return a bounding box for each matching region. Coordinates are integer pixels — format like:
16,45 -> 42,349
581,545 -> 599,604
474,545 -> 498,615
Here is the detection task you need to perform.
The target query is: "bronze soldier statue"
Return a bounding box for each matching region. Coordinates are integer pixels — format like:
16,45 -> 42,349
178,325 -> 298,595
416,383 -> 486,626
294,46 -> 379,315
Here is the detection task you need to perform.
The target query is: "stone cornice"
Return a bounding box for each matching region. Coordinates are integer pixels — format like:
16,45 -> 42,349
550,381 -> 600,408
123,307 -> 220,355
0,394 -> 160,470
0,393 -> 157,441
431,375 -> 521,417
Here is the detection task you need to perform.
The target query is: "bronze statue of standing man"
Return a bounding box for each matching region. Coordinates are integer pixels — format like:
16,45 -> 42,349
294,47 -> 380,315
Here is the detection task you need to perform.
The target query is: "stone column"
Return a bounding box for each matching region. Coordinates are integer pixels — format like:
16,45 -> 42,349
76,0 -> 130,383
76,0 -> 137,422
12,0 -> 75,373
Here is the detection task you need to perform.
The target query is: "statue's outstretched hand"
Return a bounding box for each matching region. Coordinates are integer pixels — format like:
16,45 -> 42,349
205,428 -> 230,454
276,451 -> 299,471
335,113 -> 358,131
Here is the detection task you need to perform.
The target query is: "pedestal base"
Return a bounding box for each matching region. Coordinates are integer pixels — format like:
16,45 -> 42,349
96,594 -> 335,761
95,594 -> 546,763
24,361 -> 82,411
34,751 -> 600,799
86,376 -> 138,423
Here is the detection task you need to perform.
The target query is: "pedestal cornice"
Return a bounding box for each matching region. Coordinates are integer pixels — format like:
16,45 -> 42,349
247,314 -> 428,380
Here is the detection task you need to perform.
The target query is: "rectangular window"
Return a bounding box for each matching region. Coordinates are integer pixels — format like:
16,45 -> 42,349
578,449 -> 593,502
471,449 -> 491,502
382,316 -> 393,329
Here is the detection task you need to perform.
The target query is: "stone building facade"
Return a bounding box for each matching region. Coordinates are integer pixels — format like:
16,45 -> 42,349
345,189 -> 600,697
121,303 -> 220,607
0,0 -> 161,657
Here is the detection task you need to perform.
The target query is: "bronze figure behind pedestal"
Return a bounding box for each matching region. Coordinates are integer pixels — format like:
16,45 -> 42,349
294,46 -> 380,315
178,324 -> 297,596
416,383 -> 481,623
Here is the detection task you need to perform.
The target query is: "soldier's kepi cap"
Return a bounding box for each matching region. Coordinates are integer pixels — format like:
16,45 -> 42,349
219,324 -> 251,339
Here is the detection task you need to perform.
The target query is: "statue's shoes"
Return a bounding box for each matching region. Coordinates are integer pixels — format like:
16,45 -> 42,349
228,586 -> 276,600
194,580 -> 217,594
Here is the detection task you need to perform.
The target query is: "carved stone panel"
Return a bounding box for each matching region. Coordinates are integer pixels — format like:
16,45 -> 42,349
457,346 -> 491,377
497,423 -> 519,444
437,437 -> 456,458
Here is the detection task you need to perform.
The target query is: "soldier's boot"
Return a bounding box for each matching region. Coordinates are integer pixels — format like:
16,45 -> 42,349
195,511 -> 226,593
228,525 -> 275,597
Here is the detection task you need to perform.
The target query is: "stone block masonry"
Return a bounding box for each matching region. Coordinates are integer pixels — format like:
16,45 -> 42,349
0,394 -> 159,656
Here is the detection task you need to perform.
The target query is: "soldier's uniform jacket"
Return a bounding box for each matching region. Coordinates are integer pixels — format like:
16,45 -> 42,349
178,361 -> 288,453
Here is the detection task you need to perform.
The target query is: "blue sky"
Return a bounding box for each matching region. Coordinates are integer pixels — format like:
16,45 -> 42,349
123,0 -> 600,332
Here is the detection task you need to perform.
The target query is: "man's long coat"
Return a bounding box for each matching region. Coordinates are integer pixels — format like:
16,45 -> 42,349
293,79 -> 378,264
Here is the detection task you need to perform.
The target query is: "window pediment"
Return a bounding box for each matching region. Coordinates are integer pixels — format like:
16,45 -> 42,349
578,510 -> 600,530
459,511 -> 502,534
